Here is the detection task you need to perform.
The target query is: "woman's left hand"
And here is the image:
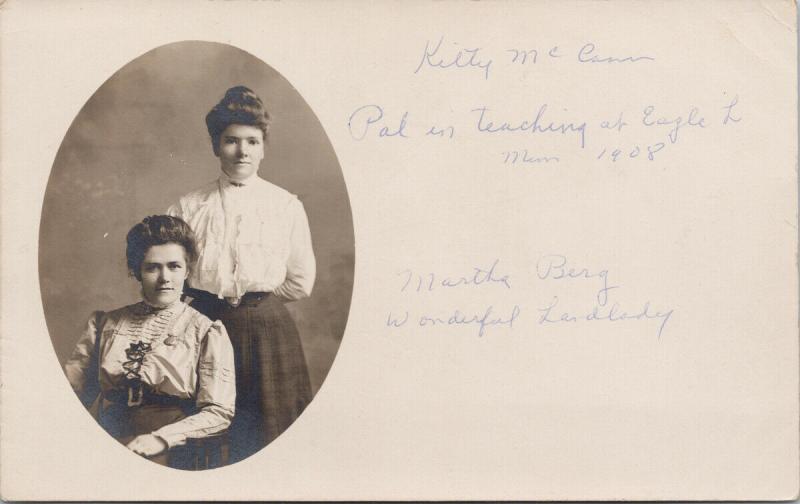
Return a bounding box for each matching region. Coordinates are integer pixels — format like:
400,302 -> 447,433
126,434 -> 168,457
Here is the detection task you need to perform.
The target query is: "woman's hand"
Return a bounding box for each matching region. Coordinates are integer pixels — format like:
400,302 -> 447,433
126,434 -> 168,457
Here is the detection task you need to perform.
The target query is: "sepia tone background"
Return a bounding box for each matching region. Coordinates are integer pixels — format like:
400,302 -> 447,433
39,41 -> 354,395
3,0 -> 798,501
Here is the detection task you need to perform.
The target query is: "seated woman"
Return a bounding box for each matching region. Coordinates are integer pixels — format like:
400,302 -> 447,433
63,215 -> 236,469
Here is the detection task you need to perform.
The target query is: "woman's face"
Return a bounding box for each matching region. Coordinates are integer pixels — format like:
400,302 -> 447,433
139,243 -> 189,307
217,124 -> 265,181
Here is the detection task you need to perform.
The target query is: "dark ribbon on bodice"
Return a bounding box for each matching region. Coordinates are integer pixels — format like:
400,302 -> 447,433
122,341 -> 152,406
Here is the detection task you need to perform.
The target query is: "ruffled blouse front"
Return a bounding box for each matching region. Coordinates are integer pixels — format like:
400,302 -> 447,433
63,301 -> 236,448
167,175 -> 316,301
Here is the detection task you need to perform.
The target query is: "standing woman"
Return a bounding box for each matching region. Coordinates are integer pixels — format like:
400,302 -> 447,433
168,86 -> 315,462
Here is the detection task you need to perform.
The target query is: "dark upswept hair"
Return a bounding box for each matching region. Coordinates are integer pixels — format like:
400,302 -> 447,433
205,85 -> 271,155
125,215 -> 198,281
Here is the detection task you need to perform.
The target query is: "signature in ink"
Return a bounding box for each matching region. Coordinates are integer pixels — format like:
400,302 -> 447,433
399,259 -> 512,293
536,254 -> 618,306
414,36 -> 493,80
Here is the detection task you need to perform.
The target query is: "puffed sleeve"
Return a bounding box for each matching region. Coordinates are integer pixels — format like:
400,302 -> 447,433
151,320 -> 236,449
166,200 -> 183,219
273,198 -> 317,301
63,311 -> 104,408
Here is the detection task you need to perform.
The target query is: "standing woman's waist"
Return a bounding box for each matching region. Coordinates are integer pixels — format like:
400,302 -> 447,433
184,287 -> 271,308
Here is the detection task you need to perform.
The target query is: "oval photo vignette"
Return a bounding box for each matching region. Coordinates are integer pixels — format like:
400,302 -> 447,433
39,41 -> 354,469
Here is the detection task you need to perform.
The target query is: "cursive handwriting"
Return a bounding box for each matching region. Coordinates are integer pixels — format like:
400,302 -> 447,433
348,104 -> 409,140
502,150 -> 560,164
414,36 -> 493,80
536,254 -> 617,306
471,105 -> 587,148
419,305 -> 522,337
577,43 -> 655,64
386,311 -> 409,327
399,259 -> 511,293
642,105 -> 705,144
347,95 -> 741,166
722,94 -> 742,125
537,296 -> 673,338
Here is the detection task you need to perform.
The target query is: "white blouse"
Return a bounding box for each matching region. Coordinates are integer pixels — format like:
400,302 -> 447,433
167,175 -> 316,301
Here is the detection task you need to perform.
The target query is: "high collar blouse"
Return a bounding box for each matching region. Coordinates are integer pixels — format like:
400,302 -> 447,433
167,175 -> 316,300
63,301 -> 236,449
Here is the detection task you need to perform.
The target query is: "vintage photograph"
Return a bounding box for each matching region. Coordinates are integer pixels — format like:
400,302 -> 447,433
39,41 -> 354,469
4,1 -> 797,500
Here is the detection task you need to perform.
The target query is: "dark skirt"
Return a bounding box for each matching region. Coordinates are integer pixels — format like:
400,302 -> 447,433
100,401 -> 202,469
189,292 -> 312,463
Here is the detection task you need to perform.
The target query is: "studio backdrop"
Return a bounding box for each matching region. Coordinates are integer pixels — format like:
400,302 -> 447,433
39,41 -> 354,415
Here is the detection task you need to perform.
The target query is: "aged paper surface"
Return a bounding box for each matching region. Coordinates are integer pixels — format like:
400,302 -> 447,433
1,0 -> 797,500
